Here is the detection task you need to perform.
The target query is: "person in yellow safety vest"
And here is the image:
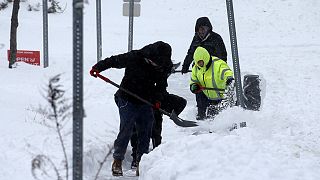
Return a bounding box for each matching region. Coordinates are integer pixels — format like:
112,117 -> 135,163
190,46 -> 234,119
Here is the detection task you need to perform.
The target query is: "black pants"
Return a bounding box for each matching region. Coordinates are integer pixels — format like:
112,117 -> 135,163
130,93 -> 187,161
196,91 -> 210,116
196,91 -> 221,118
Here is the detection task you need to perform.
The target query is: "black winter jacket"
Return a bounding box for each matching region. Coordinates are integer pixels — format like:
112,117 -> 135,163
182,17 -> 227,72
92,42 -> 173,104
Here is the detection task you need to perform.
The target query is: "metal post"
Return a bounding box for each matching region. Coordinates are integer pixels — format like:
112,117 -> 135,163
73,1 -> 84,180
43,0 -> 48,68
226,0 -> 244,108
128,0 -> 134,51
96,0 -> 102,62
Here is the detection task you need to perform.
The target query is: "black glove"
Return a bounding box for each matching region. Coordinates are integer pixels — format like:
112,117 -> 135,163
226,78 -> 234,86
190,83 -> 201,94
181,65 -> 189,74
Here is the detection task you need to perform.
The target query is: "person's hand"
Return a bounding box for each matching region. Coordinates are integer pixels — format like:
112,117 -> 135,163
226,78 -> 234,86
190,83 -> 202,94
90,68 -> 100,78
181,66 -> 189,74
153,101 -> 161,110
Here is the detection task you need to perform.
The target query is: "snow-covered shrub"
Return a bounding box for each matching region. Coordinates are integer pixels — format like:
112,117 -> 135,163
30,74 -> 71,180
48,0 -> 63,13
0,0 -> 8,11
27,2 -> 40,11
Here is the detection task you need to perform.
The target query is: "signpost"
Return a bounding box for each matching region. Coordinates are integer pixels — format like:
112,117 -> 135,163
226,0 -> 244,108
73,0 -> 84,180
96,0 -> 102,62
123,0 -> 141,52
43,0 -> 48,68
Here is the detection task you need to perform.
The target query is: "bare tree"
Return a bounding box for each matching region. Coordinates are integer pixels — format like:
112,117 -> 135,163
93,145 -> 113,180
9,0 -> 20,68
31,74 -> 71,180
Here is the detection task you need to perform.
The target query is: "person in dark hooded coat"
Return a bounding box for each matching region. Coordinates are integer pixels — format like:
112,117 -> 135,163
182,17 -> 227,73
181,17 -> 228,120
90,41 -> 173,176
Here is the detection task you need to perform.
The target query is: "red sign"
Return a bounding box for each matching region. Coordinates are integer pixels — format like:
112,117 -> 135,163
7,50 -> 40,66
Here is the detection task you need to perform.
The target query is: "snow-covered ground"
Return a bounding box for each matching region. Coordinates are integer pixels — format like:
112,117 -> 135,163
1,0 -> 320,180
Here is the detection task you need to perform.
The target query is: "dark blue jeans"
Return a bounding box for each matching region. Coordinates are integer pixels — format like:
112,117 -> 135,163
130,93 -> 187,159
113,96 -> 154,161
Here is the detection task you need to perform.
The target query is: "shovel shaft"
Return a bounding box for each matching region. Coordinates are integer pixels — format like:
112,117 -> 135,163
172,69 -> 192,73
201,87 -> 225,91
96,73 -> 153,106
95,73 -> 198,127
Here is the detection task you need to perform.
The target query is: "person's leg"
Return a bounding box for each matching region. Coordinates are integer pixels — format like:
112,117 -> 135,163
162,94 -> 187,115
135,105 -> 154,162
151,94 -> 187,148
196,92 -> 210,120
151,110 -> 163,148
112,96 -> 138,176
129,125 -> 138,168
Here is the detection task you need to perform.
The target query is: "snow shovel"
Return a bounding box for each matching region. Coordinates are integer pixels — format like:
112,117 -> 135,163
95,73 -> 198,127
172,69 -> 192,73
200,86 -> 226,92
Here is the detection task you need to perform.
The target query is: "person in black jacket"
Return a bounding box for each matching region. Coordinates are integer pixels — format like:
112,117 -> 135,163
181,17 -> 228,120
90,41 -> 173,176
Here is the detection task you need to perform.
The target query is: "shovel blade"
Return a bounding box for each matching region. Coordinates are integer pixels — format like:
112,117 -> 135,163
169,111 -> 198,127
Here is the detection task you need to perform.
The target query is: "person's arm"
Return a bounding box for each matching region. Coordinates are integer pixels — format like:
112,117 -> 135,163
189,66 -> 202,93
219,61 -> 234,86
92,51 -> 135,72
182,35 -> 198,73
214,34 -> 227,62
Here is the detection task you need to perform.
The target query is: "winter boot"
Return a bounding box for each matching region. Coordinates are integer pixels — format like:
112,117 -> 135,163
136,161 -> 140,176
131,158 -> 138,169
111,159 -> 123,176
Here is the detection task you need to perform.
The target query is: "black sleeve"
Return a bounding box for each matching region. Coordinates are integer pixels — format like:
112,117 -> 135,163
214,35 -> 227,62
92,51 -> 135,72
182,35 -> 198,70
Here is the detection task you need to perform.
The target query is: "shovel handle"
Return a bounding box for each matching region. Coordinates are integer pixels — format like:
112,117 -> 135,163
96,73 -> 153,106
95,73 -> 198,127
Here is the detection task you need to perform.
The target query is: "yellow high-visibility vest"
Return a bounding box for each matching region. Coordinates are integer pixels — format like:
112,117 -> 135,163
190,47 -> 233,100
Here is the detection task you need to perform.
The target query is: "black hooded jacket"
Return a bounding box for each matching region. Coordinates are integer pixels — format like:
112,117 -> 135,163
92,41 -> 173,104
182,17 -> 227,72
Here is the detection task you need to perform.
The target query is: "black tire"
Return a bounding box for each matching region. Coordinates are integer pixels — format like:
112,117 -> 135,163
243,75 -> 261,111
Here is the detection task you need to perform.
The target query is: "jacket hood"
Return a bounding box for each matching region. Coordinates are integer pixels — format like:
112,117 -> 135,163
140,41 -> 172,59
193,47 -> 211,69
195,17 -> 212,32
140,41 -> 173,74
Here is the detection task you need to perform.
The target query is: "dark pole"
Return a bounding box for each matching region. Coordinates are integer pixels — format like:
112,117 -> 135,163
96,0 -> 102,62
9,0 -> 20,68
128,0 -> 134,51
43,0 -> 49,68
226,0 -> 244,108
72,1 -> 84,180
